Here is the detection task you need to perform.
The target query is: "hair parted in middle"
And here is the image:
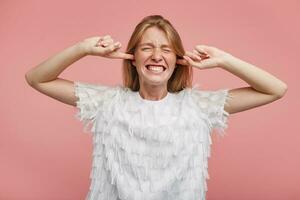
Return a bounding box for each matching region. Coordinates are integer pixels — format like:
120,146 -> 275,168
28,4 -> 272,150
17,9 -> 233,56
122,15 -> 193,93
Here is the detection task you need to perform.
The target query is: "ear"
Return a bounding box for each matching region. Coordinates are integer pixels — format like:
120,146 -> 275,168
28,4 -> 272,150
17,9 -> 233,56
131,51 -> 137,67
132,60 -> 136,67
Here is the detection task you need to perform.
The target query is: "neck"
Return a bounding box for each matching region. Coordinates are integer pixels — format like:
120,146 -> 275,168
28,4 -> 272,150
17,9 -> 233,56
139,83 -> 168,101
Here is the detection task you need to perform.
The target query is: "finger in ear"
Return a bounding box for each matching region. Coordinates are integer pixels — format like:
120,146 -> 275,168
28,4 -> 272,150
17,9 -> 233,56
124,54 -> 134,60
186,51 -> 202,61
176,59 -> 188,66
183,55 -> 196,65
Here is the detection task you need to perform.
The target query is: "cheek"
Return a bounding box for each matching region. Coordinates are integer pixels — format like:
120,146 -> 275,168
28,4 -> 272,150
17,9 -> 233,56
167,55 -> 177,67
134,52 -> 147,66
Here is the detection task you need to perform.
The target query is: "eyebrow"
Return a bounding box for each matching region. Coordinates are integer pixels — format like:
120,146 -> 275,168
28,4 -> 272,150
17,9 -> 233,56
139,42 -> 172,48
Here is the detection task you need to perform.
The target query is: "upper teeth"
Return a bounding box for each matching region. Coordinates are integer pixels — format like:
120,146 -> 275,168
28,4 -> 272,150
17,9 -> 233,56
147,65 -> 165,71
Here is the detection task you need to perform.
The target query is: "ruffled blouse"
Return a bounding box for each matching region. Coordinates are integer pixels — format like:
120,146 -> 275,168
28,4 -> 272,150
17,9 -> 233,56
74,81 -> 231,200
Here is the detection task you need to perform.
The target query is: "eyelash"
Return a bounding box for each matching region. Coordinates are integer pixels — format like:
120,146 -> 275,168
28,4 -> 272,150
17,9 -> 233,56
141,48 -> 172,53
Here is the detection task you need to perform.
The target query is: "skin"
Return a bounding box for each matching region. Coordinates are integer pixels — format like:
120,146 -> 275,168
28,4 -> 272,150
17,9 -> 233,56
132,27 -> 177,100
177,46 -> 288,114
25,27 -> 287,114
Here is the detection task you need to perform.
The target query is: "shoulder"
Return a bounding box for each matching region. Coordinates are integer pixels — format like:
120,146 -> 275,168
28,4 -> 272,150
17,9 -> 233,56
74,81 -> 126,96
186,86 -> 229,103
74,81 -> 131,110
183,85 -> 231,135
182,85 -> 230,117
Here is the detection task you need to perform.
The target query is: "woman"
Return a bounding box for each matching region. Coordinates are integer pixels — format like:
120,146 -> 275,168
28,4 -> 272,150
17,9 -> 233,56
25,15 -> 287,200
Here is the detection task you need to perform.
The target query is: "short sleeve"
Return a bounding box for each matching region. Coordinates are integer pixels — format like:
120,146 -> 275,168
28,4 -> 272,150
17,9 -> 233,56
190,87 -> 232,136
74,81 -> 111,133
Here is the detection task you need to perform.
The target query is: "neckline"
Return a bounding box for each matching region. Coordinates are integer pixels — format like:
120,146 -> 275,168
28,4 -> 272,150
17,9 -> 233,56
135,91 -> 170,104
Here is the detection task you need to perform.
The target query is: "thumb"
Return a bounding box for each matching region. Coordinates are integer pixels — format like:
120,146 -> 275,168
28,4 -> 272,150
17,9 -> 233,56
195,58 -> 219,69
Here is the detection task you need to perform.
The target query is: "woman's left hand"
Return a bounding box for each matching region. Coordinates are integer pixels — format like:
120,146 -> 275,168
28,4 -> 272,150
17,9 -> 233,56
177,45 -> 233,69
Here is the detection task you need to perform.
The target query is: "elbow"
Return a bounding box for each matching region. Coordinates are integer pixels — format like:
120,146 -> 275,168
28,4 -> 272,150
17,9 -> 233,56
25,72 -> 36,87
274,83 -> 288,99
25,72 -> 32,86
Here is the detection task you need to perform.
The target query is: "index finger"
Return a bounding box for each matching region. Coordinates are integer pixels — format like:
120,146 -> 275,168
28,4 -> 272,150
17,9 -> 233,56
121,52 -> 134,60
114,52 -> 135,60
176,58 -> 189,66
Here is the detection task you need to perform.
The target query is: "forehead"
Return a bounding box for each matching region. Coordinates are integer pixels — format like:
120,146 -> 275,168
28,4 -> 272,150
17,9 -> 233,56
139,27 -> 171,46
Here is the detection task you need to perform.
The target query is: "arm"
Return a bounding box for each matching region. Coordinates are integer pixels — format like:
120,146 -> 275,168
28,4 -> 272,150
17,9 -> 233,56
25,42 -> 86,106
220,56 -> 287,114
177,45 -> 288,114
25,35 -> 133,106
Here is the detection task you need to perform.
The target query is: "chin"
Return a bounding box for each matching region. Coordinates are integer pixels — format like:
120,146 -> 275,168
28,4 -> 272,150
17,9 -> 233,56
141,78 -> 168,87
142,69 -> 173,82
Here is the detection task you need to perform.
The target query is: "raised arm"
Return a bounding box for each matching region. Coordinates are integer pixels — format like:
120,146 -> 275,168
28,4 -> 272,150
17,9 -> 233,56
25,35 -> 134,106
177,45 -> 288,114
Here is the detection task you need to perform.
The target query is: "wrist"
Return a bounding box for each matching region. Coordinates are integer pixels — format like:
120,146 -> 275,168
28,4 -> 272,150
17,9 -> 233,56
219,54 -> 238,70
76,41 -> 89,57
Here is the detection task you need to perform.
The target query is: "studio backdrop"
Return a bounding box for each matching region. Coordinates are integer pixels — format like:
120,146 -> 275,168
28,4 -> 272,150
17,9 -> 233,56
0,0 -> 298,199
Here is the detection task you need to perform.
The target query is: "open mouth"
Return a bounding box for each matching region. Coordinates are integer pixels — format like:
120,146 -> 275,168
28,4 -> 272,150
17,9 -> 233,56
145,65 -> 166,73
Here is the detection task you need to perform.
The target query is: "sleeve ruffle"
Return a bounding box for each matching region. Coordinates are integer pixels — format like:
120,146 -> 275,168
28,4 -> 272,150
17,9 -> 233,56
190,86 -> 233,136
74,81 -> 111,133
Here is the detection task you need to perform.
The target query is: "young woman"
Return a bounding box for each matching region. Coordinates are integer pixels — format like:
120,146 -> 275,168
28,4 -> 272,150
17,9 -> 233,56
25,15 -> 287,200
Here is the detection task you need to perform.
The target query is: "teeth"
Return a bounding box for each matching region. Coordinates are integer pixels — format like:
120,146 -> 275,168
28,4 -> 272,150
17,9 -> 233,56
146,65 -> 165,73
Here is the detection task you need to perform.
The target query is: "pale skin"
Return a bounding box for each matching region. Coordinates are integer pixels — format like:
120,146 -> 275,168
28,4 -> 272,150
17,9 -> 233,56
25,27 -> 287,115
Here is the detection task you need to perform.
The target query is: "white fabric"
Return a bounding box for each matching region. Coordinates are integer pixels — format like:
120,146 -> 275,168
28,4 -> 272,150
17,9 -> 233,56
74,81 -> 231,200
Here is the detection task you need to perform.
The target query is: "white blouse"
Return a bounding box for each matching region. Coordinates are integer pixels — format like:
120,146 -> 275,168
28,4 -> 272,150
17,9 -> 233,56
74,81 -> 231,200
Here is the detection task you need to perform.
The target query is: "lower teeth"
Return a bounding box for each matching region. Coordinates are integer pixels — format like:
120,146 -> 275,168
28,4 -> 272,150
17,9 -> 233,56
147,67 -> 164,73
150,69 -> 162,72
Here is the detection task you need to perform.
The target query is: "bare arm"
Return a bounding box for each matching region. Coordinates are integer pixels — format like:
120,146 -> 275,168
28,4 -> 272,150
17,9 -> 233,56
220,56 -> 287,114
25,42 -> 86,106
25,36 -> 133,106
177,45 -> 288,114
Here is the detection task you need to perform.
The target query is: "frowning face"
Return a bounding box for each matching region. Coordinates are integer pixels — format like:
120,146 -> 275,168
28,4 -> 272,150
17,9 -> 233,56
132,26 -> 177,89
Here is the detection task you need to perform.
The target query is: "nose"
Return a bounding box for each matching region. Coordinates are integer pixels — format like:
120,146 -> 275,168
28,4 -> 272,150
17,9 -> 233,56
151,48 -> 163,61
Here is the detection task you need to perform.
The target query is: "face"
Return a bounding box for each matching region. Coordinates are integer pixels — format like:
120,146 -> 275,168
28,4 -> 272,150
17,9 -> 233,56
132,26 -> 177,89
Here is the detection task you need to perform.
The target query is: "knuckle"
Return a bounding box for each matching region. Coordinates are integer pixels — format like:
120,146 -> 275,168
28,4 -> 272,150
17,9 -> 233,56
109,46 -> 115,51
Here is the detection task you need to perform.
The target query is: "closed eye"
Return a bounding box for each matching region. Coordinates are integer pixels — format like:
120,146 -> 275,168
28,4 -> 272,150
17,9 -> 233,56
162,49 -> 172,53
140,47 -> 173,53
141,47 -> 154,52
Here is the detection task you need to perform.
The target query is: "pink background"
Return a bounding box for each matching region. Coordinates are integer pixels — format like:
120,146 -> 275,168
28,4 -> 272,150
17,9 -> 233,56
1,0 -> 299,199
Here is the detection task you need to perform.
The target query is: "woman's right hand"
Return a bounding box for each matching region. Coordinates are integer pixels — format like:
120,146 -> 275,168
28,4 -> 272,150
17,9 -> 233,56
79,35 -> 134,60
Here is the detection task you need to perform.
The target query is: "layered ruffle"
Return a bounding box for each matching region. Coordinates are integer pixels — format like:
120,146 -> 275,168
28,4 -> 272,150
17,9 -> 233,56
74,81 -> 121,133
74,82 -> 231,200
189,85 -> 232,136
